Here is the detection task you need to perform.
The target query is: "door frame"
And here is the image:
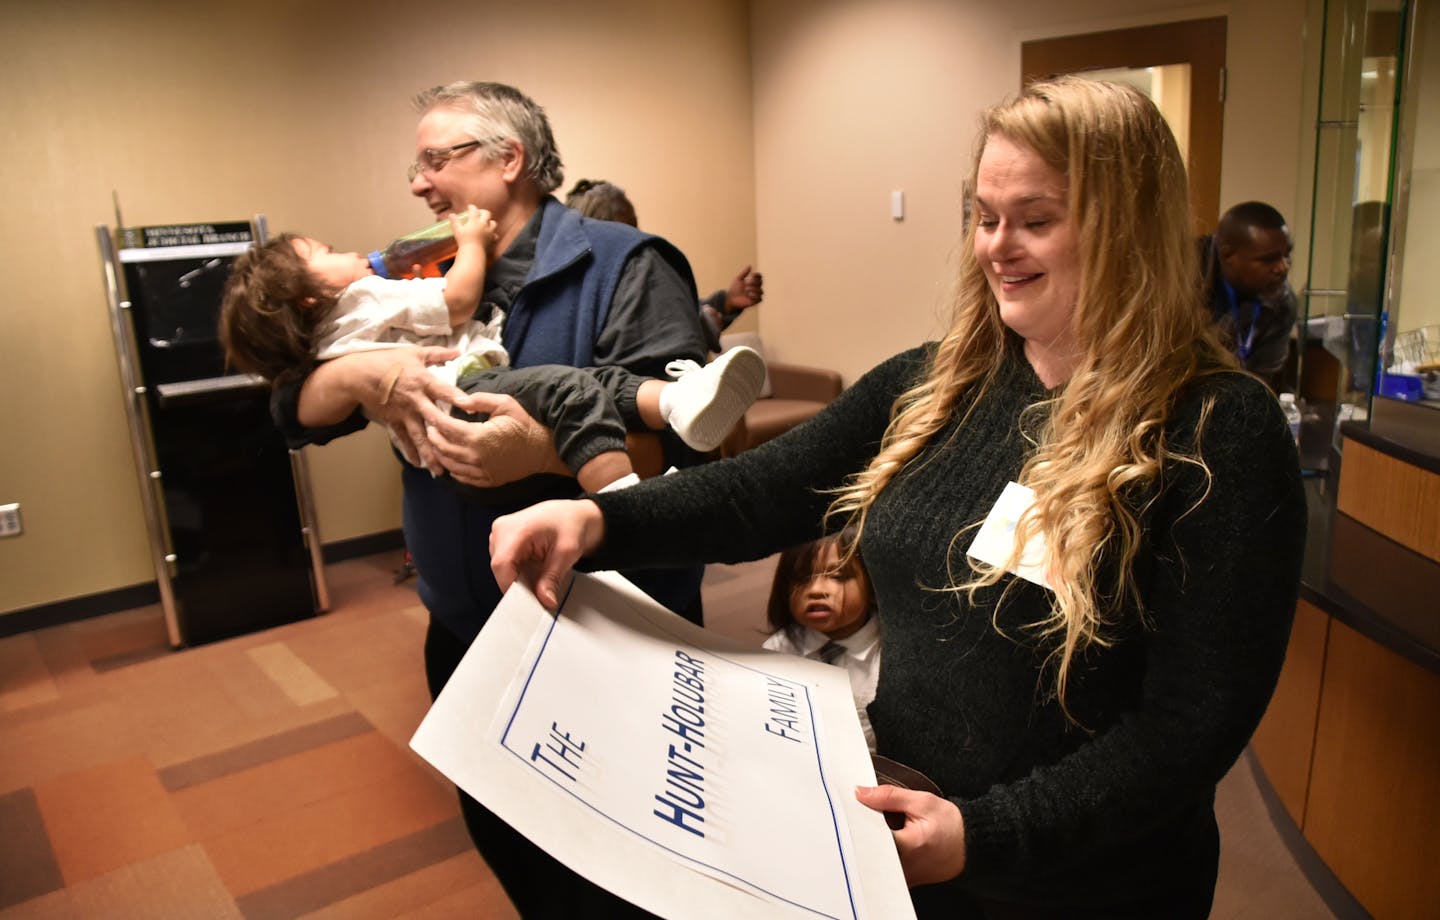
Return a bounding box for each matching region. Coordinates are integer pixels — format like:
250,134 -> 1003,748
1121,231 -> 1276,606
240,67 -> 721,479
1021,16 -> 1227,234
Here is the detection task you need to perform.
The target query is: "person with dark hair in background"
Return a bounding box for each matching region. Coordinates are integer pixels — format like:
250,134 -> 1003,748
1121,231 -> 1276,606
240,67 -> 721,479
565,177 -> 639,227
566,178 -> 765,352
270,80 -> 716,918
492,78 -> 1307,918
1200,200 -> 1298,391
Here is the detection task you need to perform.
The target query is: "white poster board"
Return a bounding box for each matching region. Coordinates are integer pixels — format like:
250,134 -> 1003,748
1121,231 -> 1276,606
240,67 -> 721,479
410,571 -> 914,919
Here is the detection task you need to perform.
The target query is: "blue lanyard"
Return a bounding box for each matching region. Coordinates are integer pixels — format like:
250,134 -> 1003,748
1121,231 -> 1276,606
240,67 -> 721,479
1222,279 -> 1259,362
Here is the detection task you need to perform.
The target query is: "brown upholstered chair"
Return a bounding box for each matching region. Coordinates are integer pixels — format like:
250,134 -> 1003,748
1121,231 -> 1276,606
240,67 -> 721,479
717,333 -> 843,458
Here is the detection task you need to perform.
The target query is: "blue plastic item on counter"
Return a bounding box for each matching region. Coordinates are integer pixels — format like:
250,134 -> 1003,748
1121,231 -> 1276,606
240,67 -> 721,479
1378,372 -> 1424,401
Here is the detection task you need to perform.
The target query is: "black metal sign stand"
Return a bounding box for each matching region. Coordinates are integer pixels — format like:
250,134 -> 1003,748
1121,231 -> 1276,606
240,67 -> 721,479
96,218 -> 328,647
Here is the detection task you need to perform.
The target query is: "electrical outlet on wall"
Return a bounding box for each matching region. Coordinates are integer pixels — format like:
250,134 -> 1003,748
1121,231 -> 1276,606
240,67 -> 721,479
0,503 -> 22,538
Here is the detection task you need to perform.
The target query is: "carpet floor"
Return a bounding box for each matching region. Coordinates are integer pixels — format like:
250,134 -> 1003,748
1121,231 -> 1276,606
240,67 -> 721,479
0,552 -> 1365,918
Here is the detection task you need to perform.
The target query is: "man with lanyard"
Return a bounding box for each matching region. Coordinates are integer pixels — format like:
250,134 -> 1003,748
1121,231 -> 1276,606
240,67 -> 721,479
1200,201 -> 1298,391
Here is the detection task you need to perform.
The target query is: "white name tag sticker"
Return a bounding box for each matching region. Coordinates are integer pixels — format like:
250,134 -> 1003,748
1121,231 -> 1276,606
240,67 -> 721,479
965,481 -> 1053,590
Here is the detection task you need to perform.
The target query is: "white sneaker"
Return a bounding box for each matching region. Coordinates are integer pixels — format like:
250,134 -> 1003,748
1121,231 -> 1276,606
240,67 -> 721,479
658,346 -> 767,452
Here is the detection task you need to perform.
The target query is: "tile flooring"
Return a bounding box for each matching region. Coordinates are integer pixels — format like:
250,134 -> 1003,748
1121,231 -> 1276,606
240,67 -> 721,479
1,553 -> 513,919
0,552 -> 1361,918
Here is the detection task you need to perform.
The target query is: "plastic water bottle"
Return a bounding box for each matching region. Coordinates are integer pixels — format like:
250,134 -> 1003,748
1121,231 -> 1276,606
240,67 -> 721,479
368,218 -> 457,279
1279,393 -> 1301,445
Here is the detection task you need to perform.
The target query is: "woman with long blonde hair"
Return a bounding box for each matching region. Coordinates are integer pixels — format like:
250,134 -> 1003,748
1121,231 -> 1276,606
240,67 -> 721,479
491,78 -> 1306,917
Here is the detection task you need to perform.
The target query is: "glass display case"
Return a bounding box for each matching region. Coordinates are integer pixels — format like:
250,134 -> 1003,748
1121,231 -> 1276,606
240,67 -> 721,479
1301,0 -> 1440,463
1252,15 -> 1440,917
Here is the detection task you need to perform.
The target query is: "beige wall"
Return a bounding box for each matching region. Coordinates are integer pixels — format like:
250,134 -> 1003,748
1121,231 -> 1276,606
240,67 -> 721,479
750,0 -> 1310,381
1,0 -> 1315,618
1396,0 -> 1440,334
0,0 -> 756,616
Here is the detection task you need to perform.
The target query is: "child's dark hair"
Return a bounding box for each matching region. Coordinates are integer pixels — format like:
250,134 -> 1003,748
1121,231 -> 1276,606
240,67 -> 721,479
218,233 -> 341,383
765,527 -> 873,634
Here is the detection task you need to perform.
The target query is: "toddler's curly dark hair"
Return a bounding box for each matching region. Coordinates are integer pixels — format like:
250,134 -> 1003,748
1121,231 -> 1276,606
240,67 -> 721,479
218,234 -> 342,383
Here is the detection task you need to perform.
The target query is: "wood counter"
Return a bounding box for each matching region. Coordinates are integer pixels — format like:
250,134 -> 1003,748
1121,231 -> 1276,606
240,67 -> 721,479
1251,429 -> 1440,919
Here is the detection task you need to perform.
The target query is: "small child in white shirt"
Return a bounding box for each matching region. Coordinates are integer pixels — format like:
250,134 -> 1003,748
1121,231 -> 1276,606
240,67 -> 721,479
219,206 -> 765,494
762,529 -> 880,751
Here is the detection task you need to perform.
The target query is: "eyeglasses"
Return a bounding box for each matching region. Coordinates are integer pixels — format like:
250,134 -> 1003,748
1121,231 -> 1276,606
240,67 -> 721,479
407,138 -> 492,183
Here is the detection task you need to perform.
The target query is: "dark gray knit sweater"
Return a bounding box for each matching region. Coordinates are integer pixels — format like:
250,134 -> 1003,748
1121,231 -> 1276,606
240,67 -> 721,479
591,342 -> 1306,913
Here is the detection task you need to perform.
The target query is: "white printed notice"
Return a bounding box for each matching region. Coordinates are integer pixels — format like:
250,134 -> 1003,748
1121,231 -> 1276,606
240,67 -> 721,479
410,571 -> 913,920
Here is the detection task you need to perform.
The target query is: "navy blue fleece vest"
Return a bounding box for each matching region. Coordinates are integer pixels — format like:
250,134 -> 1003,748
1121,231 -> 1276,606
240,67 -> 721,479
501,197 -> 695,370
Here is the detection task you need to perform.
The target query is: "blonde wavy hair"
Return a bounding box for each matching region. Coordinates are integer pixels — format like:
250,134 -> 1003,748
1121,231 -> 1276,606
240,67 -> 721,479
829,77 -> 1235,711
